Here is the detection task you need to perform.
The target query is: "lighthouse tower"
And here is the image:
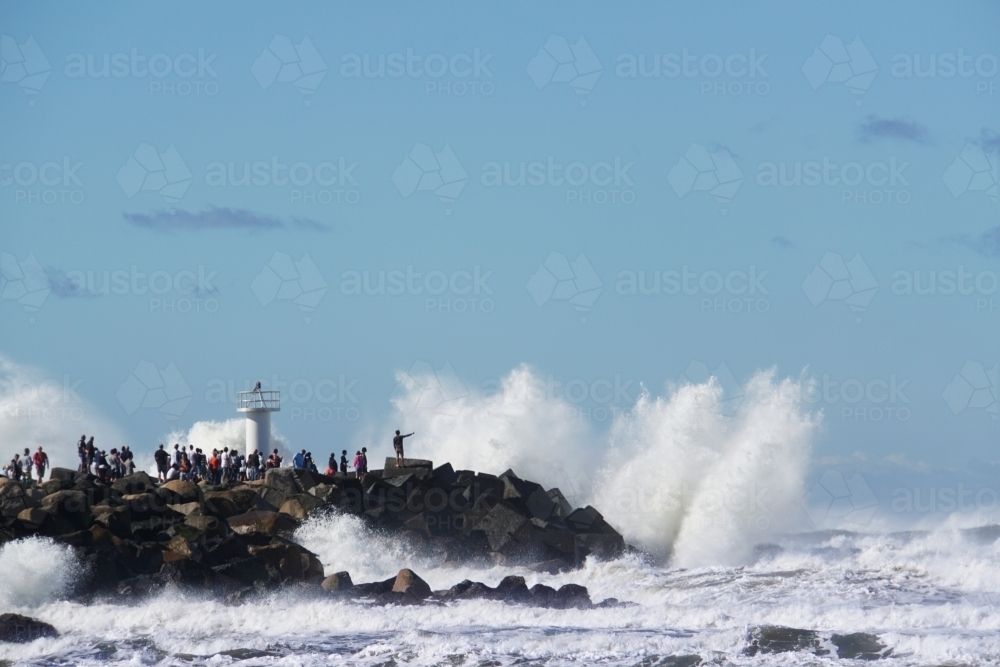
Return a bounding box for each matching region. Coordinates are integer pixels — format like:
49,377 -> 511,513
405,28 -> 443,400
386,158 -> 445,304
237,382 -> 280,457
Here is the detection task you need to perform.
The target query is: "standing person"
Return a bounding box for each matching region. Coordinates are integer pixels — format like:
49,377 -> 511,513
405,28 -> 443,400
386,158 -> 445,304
220,447 -> 230,484
10,454 -> 21,481
327,452 -> 337,476
20,448 -> 32,482
179,453 -> 191,481
154,444 -> 170,482
77,435 -> 88,473
246,450 -> 259,480
85,437 -> 96,474
293,449 -> 306,469
96,450 -> 110,482
352,450 -> 363,480
208,450 -> 220,485
340,450 -> 348,474
32,447 -> 48,481
123,446 -> 135,475
171,444 -> 181,468
392,430 -> 414,466
360,447 -> 368,474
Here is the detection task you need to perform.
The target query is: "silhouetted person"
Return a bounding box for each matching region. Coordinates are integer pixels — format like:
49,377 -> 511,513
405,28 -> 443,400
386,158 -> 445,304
154,444 -> 169,481
340,449 -> 348,474
393,430 -> 414,466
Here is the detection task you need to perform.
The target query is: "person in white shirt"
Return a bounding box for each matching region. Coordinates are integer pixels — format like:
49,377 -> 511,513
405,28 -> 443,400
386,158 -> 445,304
171,444 -> 181,467
220,448 -> 231,484
165,463 -> 180,481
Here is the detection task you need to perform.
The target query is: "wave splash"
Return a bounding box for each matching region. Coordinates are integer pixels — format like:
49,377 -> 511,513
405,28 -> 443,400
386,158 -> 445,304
389,365 -> 818,566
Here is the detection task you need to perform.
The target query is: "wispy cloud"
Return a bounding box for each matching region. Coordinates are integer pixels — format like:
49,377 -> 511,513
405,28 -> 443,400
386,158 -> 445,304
975,128 -> 1000,151
123,206 -> 328,232
951,226 -> 1000,258
856,115 -> 930,144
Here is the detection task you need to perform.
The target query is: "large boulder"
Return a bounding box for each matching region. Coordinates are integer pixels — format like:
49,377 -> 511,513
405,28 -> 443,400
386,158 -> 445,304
227,510 -> 299,536
321,571 -> 354,594
264,469 -> 301,498
0,613 -> 59,642
391,568 -> 431,600
158,480 -> 201,505
111,472 -> 156,496
278,494 -> 324,521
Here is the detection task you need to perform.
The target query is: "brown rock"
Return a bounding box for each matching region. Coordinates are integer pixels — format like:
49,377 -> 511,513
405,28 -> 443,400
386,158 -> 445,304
162,537 -> 193,562
391,568 -> 431,600
227,510 -> 299,536
160,480 -> 201,504
321,571 -> 354,593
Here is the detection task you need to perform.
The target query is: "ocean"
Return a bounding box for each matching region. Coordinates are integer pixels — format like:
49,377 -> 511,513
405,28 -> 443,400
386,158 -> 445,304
1,519 -> 999,666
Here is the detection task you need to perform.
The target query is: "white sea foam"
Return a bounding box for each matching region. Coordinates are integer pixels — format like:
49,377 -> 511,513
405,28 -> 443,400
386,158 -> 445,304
0,355 -> 127,470
0,537 -> 78,610
391,365 -> 817,566
162,418 -> 290,459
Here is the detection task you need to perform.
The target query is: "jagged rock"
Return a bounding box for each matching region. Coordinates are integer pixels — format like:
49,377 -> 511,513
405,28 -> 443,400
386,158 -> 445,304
184,515 -> 228,540
392,568 -> 431,599
94,511 -> 132,539
353,575 -> 397,597
48,468 -> 78,483
431,463 -> 457,486
162,537 -> 194,562
743,626 -> 825,657
203,495 -> 241,519
831,633 -> 891,660
16,508 -> 49,526
227,510 -> 299,536
158,480 -> 201,505
321,571 -> 354,594
265,469 -> 301,498
202,533 -> 249,565
494,575 -> 531,603
0,613 -> 59,642
278,494 -> 324,521
112,472 -> 156,496
575,532 -> 625,562
167,502 -> 202,517
254,486 -> 288,511
565,506 -> 603,532
552,583 -> 592,609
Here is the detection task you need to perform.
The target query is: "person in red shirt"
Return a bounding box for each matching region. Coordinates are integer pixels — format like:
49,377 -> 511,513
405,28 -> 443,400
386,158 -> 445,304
32,447 -> 49,481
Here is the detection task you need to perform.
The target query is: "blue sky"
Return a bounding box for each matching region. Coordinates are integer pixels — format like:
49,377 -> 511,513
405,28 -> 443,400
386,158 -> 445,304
1,1 -> 997,497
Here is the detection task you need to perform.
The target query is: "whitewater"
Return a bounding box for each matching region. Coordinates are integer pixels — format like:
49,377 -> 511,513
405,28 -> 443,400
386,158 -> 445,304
0,362 -> 998,665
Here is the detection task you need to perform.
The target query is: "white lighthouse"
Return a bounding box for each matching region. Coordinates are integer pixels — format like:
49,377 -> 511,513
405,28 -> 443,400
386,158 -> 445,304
237,382 -> 280,457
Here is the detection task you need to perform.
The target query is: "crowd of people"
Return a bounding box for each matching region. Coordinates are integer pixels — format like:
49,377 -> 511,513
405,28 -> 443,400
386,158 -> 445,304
3,446 -> 49,482
3,429 -> 416,486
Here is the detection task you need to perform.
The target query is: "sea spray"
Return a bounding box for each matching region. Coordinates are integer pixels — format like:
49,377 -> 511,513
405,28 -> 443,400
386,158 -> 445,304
0,355 -> 127,468
390,364 -> 820,566
164,418 -> 290,459
594,371 -> 818,566
0,537 -> 79,609
389,364 -> 598,506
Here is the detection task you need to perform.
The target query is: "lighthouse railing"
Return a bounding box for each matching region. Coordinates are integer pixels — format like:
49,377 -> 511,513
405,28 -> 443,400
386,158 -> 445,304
236,390 -> 281,411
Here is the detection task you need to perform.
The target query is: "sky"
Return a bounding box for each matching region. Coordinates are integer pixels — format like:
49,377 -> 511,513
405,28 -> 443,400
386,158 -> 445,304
1,1 -> 997,526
